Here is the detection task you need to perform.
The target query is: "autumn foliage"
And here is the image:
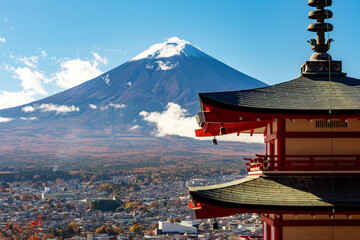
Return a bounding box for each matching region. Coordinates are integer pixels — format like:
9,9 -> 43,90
51,222 -> 80,239
0,215 -> 43,240
129,223 -> 144,235
95,225 -> 123,235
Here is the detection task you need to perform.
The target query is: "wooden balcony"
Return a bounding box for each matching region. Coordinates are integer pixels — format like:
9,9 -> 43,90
244,155 -> 360,174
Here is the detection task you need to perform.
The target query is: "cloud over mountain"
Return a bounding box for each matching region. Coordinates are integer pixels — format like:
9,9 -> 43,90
22,103 -> 80,114
140,102 -> 263,143
53,53 -> 107,89
0,37 -> 266,145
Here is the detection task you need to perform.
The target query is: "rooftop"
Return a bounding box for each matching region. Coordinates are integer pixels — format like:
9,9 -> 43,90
199,75 -> 360,115
189,175 -> 360,214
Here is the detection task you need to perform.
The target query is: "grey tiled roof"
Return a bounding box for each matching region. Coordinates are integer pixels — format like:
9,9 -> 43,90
199,75 -> 360,115
189,175 -> 360,211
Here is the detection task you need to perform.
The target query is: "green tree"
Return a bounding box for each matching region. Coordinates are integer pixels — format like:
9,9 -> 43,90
116,206 -> 125,212
91,199 -> 120,212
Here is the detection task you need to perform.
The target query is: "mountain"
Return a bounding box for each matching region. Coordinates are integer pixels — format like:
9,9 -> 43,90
0,37 -> 266,167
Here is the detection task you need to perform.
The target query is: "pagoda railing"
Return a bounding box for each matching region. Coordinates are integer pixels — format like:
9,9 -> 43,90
244,154 -> 360,172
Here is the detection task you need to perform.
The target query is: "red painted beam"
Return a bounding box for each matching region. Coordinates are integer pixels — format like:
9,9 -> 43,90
195,121 -> 267,137
265,132 -> 360,142
200,103 -> 360,123
261,214 -> 360,227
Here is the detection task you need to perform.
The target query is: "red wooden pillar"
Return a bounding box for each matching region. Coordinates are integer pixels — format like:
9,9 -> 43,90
274,215 -> 283,240
277,118 -> 285,156
274,226 -> 283,240
262,214 -> 283,240
277,118 -> 286,169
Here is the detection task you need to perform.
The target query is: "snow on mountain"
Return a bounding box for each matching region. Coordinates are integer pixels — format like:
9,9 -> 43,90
0,37 -> 267,138
130,37 -> 204,61
0,37 -> 268,164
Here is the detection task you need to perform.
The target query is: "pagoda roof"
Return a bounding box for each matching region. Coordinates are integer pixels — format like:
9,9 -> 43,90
199,75 -> 360,115
189,175 -> 360,216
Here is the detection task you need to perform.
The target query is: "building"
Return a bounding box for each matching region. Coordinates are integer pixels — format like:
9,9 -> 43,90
86,233 -> 112,240
42,186 -> 76,200
155,220 -> 198,235
189,1 -> 360,240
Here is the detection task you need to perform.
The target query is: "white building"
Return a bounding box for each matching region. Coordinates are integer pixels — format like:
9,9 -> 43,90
156,221 -> 197,235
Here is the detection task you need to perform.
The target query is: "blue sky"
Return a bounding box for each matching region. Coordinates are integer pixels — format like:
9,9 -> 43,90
1,0 -> 360,109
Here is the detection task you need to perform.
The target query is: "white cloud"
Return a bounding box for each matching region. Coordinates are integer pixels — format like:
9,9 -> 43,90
129,125 -> 140,131
11,67 -> 47,95
102,74 -> 110,85
156,60 -> 178,71
92,52 -> 108,64
37,103 -> 80,114
22,105 -> 36,112
126,82 -> 132,86
18,56 -> 39,68
140,102 -> 263,143
10,55 -> 39,68
41,50 -> 47,57
53,53 -> 107,89
145,61 -> 178,71
89,104 -> 97,109
109,103 -> 126,109
3,63 -> 10,71
0,55 -> 47,109
0,37 -> 6,43
99,102 -> 126,111
20,103 -> 80,114
20,116 -> 38,121
0,117 -> 13,123
0,91 -> 35,110
140,102 -> 195,138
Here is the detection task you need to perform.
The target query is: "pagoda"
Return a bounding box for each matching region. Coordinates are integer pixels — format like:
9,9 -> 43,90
188,1 -> 360,239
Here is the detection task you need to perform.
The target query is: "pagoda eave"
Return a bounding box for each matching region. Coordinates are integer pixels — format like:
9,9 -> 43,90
200,103 -> 360,123
189,175 -> 360,219
196,104 -> 360,137
189,201 -> 360,220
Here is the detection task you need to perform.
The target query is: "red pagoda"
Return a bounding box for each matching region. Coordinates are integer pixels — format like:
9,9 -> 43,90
188,1 -> 360,239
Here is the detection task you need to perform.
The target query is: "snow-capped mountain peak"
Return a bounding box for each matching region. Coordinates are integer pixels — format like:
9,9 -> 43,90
130,37 -> 202,61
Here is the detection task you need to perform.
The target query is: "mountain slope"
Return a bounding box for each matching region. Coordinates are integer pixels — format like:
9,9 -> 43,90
0,37 -> 266,165
0,37 -> 265,125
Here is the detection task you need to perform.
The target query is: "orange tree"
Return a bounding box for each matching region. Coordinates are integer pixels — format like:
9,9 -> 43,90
0,215 -> 43,240
129,223 -> 144,235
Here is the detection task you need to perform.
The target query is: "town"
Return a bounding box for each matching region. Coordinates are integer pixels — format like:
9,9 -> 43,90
0,173 -> 262,239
